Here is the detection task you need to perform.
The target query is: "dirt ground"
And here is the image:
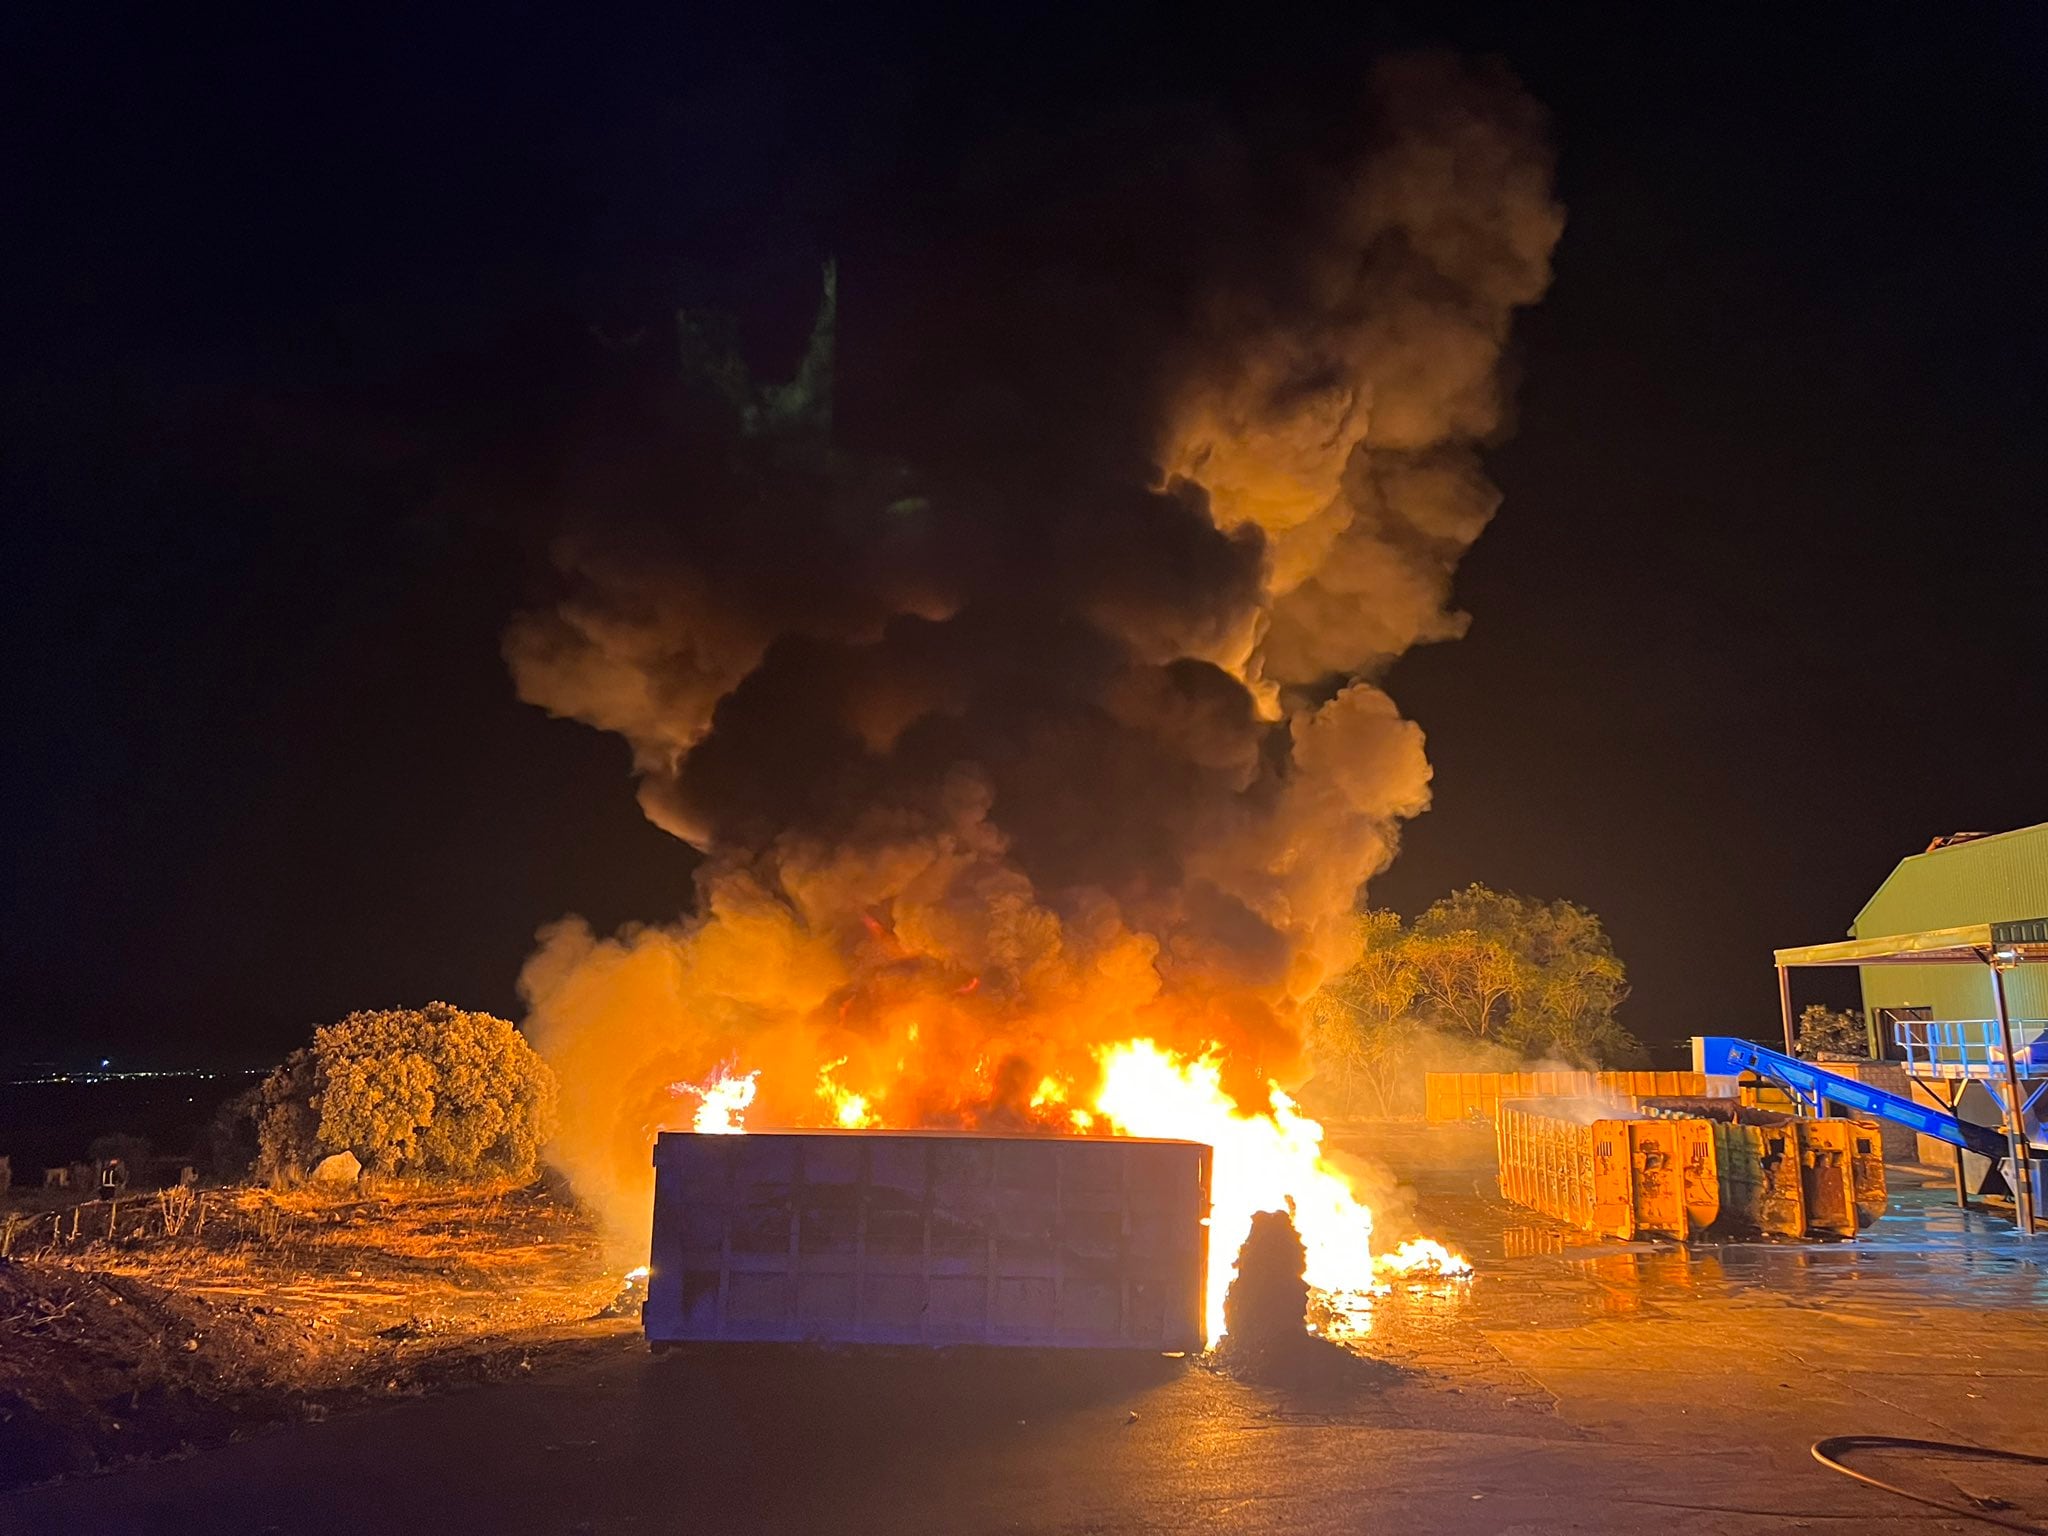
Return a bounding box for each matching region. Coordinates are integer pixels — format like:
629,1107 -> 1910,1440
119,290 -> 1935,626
0,1180 -> 625,1488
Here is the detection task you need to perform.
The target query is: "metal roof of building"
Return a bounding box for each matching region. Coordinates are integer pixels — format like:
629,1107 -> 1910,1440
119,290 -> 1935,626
1850,821 -> 2048,940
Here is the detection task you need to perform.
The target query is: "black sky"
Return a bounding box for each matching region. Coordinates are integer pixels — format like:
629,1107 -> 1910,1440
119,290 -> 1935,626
5,5 -> 2045,1069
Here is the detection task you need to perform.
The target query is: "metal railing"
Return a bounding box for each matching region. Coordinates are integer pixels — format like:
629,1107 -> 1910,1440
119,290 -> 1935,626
1892,1018 -> 2048,1075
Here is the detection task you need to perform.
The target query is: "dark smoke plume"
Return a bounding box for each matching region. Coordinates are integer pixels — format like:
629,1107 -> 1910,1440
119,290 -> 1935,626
505,54 -> 1564,1246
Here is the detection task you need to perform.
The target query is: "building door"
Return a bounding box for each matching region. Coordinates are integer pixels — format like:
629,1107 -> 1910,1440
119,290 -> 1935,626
1874,1005 -> 1931,1062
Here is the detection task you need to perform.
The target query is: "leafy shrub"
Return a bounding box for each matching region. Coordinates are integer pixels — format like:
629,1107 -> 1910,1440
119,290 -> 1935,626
256,1051 -> 321,1180
1308,885 -> 1642,1114
256,1003 -> 558,1182
1794,1004 -> 1868,1061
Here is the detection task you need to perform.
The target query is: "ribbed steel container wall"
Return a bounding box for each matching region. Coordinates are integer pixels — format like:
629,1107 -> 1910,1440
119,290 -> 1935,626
645,1130 -> 1211,1350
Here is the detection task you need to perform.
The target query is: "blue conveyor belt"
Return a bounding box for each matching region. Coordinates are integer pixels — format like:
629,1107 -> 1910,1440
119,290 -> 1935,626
1694,1036 -> 2013,1160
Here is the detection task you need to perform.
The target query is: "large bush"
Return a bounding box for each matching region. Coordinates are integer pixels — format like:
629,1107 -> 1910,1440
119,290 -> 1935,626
1308,886 -> 1641,1115
1409,885 -> 1635,1062
256,1003 -> 558,1181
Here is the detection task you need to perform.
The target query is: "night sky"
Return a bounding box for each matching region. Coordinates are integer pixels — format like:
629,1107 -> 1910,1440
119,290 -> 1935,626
6,6 -> 2045,1071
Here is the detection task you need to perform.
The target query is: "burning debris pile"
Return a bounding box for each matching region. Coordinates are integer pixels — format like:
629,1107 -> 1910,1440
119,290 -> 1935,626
1224,1210 -> 1312,1356
1214,1210 -> 1412,1391
506,55 -> 1559,1342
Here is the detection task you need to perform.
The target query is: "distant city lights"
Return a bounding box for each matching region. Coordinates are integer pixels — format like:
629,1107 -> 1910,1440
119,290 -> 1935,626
4,1068 -> 264,1087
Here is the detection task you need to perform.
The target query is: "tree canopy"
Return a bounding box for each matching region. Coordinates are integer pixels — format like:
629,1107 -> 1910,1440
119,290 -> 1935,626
254,1003 -> 558,1182
1793,1004 -> 1868,1061
1307,885 -> 1640,1114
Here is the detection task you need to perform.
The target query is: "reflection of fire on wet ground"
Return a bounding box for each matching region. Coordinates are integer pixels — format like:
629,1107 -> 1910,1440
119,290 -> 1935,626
1500,1224 -> 1569,1260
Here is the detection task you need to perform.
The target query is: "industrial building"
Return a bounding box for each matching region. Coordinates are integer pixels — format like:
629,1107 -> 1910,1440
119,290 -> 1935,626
1853,823 -> 2048,1044
1712,823 -> 2048,1236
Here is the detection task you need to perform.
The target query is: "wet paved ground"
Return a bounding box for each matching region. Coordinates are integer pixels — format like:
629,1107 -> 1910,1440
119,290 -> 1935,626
7,1138 -> 2046,1535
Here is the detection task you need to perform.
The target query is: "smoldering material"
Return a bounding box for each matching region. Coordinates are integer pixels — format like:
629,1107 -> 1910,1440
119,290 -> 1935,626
507,54 -> 1564,1249
1222,1208 -> 1312,1353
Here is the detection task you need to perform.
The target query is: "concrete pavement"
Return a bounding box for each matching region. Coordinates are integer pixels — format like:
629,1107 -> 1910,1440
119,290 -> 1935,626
7,1164 -> 2044,1534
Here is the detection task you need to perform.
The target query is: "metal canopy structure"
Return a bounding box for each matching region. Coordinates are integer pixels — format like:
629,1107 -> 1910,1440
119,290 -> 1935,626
1772,919 -> 2048,1237
1773,923 -> 2048,970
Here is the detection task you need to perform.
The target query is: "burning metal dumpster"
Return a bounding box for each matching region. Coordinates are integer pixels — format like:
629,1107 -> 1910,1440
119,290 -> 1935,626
644,1130 -> 1211,1350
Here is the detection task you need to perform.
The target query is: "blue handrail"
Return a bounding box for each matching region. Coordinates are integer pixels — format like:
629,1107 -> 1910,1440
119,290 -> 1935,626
1693,1036 -> 2013,1160
1892,1018 -> 2048,1075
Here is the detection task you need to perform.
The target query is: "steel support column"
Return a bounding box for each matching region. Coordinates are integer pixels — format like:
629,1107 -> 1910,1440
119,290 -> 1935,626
1989,958 -> 2036,1237
1777,964 -> 1796,1059
1946,1082 -> 1969,1209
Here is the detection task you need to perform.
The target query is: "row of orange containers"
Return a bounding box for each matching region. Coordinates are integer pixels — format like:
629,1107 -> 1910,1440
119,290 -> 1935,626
1427,1070 -> 1734,1124
1495,1097 -> 1887,1241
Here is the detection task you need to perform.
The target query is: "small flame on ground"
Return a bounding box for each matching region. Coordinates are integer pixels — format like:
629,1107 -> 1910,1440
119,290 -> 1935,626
1374,1237 -> 1474,1279
624,1265 -> 650,1283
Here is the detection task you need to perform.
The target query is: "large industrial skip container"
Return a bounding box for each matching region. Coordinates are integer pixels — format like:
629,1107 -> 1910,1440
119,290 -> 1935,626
645,1130 -> 1211,1351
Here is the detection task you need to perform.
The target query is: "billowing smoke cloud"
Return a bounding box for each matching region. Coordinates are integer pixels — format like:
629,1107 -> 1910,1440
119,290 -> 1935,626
507,54 -> 1563,1248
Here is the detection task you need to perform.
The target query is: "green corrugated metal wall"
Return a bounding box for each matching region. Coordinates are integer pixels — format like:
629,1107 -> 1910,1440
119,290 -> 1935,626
1853,823 -> 2048,1031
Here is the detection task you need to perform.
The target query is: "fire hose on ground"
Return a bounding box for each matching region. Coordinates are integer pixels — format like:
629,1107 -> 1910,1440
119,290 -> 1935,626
1811,1435 -> 2048,1534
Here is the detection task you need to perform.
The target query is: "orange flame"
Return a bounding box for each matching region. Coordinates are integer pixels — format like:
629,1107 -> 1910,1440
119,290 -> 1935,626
1376,1236 -> 1473,1279
673,1068 -> 758,1134
1090,1039 -> 1390,1343
675,1036 -> 1465,1346
817,1058 -> 880,1129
